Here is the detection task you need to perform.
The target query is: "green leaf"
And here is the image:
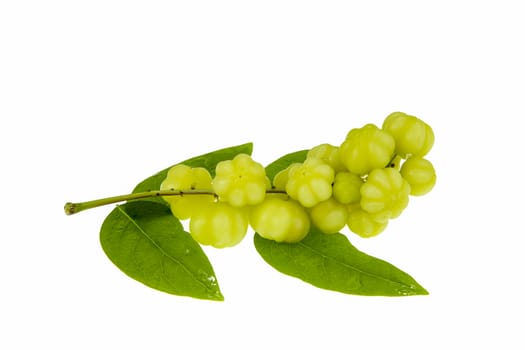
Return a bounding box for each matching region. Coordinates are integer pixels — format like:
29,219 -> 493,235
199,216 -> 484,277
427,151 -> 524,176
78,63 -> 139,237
265,149 -> 308,182
253,226 -> 428,296
100,201 -> 224,301
132,142 -> 253,204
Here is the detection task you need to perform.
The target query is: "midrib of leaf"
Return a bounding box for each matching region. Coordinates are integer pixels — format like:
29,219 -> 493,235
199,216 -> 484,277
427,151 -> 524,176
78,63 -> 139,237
116,205 -> 209,291
297,239 -> 412,289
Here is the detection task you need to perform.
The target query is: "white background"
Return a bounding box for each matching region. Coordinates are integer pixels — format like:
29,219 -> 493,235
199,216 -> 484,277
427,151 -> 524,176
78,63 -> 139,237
2,1 -> 524,349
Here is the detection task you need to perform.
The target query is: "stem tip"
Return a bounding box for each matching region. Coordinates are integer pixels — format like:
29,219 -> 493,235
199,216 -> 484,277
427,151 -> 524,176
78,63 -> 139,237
64,202 -> 77,215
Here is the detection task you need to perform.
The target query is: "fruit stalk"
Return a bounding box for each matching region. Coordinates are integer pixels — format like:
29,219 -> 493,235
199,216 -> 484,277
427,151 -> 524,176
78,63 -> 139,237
64,189 -> 287,215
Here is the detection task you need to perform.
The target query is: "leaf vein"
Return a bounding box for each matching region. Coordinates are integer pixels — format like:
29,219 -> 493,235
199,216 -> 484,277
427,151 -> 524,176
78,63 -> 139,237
116,205 -> 210,292
297,240 -> 409,288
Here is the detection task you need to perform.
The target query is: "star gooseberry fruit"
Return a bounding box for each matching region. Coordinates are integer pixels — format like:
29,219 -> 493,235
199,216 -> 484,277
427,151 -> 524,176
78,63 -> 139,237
332,171 -> 363,205
160,164 -> 214,220
285,158 -> 335,208
249,196 -> 310,243
360,167 -> 411,222
400,157 -> 436,196
309,197 -> 348,234
189,202 -> 249,248
382,111 -> 434,158
339,123 -> 395,176
212,154 -> 268,207
347,205 -> 389,238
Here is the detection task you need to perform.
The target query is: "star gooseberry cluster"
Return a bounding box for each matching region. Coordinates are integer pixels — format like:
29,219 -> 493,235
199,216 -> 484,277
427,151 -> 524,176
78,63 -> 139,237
160,112 -> 436,248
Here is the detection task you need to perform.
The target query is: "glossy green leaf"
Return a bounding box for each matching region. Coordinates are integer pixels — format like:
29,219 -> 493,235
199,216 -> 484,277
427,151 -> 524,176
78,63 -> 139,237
265,149 -> 308,182
132,142 -> 253,204
100,201 -> 223,301
254,226 -> 428,296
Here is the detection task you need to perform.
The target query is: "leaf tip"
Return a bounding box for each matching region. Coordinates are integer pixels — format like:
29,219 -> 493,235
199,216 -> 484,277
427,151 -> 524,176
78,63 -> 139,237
399,283 -> 429,296
207,290 -> 225,302
417,286 -> 430,296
